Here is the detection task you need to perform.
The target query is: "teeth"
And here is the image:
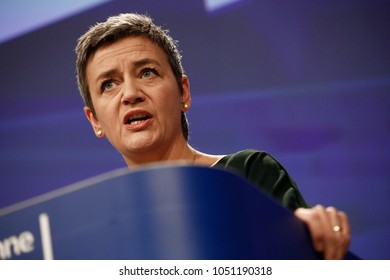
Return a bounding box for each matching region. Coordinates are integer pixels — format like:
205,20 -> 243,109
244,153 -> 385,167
130,113 -> 147,120
126,113 -> 149,124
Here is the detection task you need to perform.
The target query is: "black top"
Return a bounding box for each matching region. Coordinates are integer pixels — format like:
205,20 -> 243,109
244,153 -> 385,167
214,149 -> 310,211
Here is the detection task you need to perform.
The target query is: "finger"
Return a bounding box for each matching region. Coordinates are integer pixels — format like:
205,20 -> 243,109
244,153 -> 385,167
294,206 -> 325,252
337,210 -> 351,258
326,206 -> 340,233
324,207 -> 343,259
326,207 -> 352,259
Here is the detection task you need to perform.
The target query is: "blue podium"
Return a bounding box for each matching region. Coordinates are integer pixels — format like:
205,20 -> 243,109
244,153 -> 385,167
0,165 -> 357,259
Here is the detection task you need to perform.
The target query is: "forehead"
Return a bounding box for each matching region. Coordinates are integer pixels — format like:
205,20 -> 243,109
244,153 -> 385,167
86,35 -> 168,70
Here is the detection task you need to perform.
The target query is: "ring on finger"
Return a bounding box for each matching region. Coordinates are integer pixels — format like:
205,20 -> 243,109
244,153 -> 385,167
332,225 -> 342,233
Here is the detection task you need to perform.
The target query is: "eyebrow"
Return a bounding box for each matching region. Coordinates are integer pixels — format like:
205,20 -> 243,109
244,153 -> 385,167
94,58 -> 163,84
95,69 -> 117,84
133,58 -> 162,69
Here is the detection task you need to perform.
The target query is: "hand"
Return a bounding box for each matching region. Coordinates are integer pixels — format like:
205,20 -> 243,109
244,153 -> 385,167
294,205 -> 351,259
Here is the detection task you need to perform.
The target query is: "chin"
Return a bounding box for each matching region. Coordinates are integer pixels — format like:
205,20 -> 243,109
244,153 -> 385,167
121,138 -> 159,154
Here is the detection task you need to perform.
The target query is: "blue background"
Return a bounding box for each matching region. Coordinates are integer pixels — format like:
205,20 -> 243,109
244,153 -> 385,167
1,0 -> 389,259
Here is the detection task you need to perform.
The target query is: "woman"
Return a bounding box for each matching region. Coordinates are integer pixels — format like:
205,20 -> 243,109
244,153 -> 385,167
75,13 -> 350,259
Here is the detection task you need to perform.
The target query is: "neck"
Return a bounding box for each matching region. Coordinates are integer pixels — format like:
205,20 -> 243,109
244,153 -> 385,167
123,142 -> 196,169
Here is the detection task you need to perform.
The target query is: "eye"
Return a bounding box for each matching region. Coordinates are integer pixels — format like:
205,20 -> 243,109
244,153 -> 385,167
101,79 -> 114,92
141,67 -> 157,79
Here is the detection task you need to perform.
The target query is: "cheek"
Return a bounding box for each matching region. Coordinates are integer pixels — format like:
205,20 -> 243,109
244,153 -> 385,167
154,87 -> 182,115
163,98 -> 182,120
94,99 -> 120,128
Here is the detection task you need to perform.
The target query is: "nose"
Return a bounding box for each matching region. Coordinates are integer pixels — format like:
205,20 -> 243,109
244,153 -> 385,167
121,78 -> 145,105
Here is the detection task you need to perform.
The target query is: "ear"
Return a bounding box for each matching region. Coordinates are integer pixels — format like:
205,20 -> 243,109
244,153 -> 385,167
181,75 -> 191,111
84,107 -> 104,138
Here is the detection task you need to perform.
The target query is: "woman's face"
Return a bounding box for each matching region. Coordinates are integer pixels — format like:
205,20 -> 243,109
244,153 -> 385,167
84,36 -> 190,162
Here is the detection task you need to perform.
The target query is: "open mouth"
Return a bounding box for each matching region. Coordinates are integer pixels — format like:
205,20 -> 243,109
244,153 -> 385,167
124,112 -> 152,128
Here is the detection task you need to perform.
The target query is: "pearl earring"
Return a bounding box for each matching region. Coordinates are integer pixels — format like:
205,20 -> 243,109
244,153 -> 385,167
96,128 -> 104,137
